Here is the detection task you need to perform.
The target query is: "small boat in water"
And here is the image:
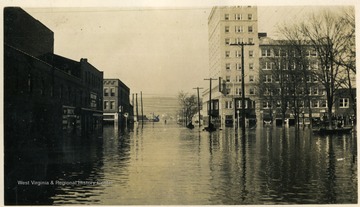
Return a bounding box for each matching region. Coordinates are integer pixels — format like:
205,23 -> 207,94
312,127 -> 353,135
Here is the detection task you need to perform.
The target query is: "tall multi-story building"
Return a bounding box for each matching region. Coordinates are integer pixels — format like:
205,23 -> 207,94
203,6 -> 259,127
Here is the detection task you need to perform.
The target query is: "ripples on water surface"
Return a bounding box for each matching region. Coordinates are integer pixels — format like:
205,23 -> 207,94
12,122 -> 359,205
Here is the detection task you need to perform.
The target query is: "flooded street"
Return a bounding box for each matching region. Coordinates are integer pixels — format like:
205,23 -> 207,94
42,122 -> 357,205
6,122 -> 357,205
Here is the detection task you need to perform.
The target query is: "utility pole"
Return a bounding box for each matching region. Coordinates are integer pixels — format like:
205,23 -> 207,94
193,87 -> 203,130
230,42 -> 255,133
204,78 -> 217,131
135,93 -> 139,123
140,91 -> 144,127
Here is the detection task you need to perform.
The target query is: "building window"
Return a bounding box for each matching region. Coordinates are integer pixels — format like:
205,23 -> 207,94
225,14 -> 229,20
235,26 -> 243,33
249,50 -> 254,57
263,62 -> 272,70
104,88 -> 109,96
249,38 -> 254,44
226,63 -> 231,70
263,101 -> 271,109
339,98 -> 349,108
235,14 -> 242,20
104,101 -> 108,110
236,63 -> 242,70
225,51 -> 230,58
249,63 -> 254,70
225,38 -> 230,45
249,88 -> 255,95
312,100 -> 319,108
248,14 -> 253,20
111,87 -> 116,96
226,76 -> 231,82
275,75 -> 280,82
234,38 -> 244,44
236,75 -> 241,82
321,100 -> 327,108
264,75 -> 272,83
225,101 -> 233,109
226,88 -> 231,95
249,75 -> 255,82
237,100 -> 248,109
261,49 -> 271,57
248,26 -> 253,33
236,87 -> 242,95
110,101 -> 115,109
225,26 -> 230,33
236,50 -> 241,57
274,49 -> 280,57
313,87 -> 318,95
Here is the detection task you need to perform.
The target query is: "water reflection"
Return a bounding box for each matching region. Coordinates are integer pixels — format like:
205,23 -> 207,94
5,123 -> 357,205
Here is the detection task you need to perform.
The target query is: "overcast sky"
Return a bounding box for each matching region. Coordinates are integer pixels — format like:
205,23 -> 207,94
21,2 -> 355,97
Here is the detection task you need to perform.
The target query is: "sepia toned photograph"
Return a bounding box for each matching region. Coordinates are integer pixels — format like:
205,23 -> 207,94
3,1 -> 357,205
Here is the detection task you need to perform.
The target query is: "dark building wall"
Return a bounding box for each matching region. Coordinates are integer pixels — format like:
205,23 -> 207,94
4,7 -> 54,57
80,58 -> 103,111
4,45 -> 63,151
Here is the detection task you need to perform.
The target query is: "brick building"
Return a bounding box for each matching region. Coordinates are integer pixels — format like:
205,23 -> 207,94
103,79 -> 133,129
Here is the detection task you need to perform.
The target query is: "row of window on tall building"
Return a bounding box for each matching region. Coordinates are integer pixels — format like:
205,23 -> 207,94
224,87 -> 256,96
260,48 -> 317,57
225,38 -> 254,45
262,98 -> 349,109
261,74 -> 319,83
225,25 -> 254,33
224,13 -> 253,20
224,100 -> 256,109
225,62 -> 254,70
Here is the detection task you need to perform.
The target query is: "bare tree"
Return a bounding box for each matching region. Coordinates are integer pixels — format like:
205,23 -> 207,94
178,91 -> 200,125
298,9 -> 350,129
259,40 -> 311,128
278,24 -> 316,128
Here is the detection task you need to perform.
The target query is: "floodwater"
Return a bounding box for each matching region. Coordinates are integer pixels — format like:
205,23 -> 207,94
6,121 -> 358,205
